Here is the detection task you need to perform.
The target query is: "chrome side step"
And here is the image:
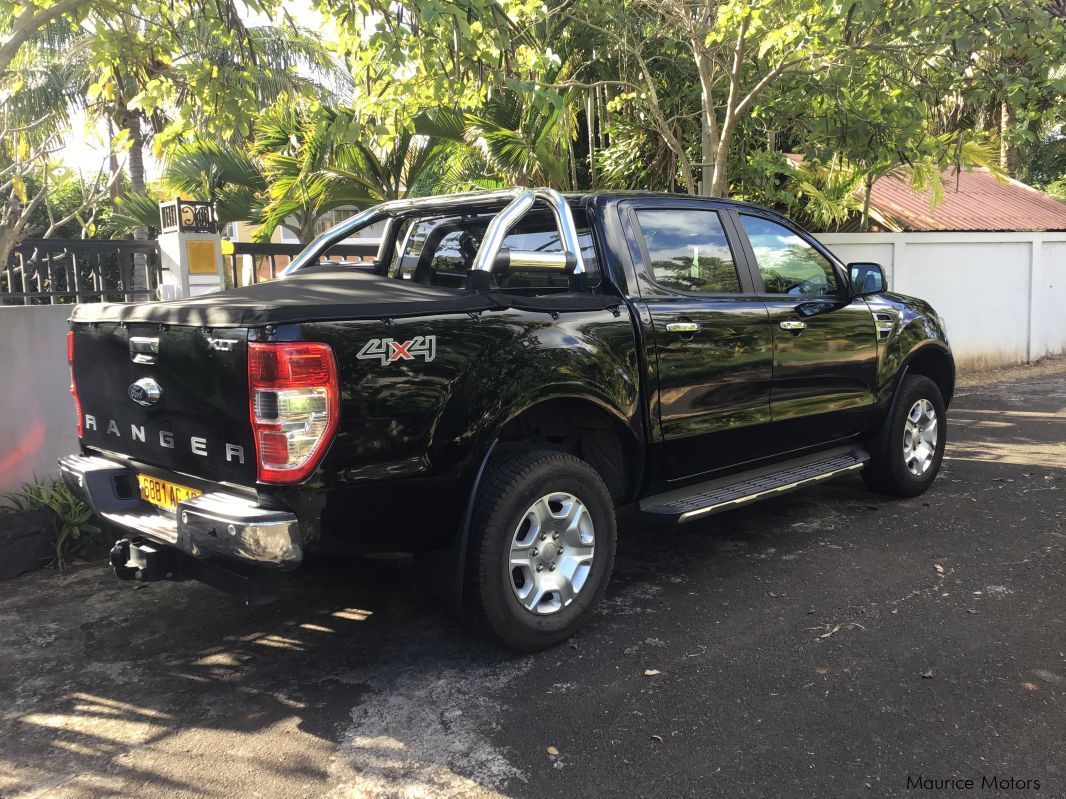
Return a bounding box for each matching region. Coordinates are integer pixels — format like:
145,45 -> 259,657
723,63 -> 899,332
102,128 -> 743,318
640,448 -> 869,524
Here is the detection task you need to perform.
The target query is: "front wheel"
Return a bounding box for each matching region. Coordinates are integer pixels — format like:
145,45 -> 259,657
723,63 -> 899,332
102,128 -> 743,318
862,374 -> 947,497
463,450 -> 617,652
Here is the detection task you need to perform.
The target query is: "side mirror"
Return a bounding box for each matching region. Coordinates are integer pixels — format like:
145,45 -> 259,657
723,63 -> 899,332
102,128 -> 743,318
848,262 -> 886,296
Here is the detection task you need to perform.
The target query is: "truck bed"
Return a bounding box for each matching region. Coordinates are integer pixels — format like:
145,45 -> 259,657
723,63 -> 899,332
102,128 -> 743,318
69,265 -> 500,327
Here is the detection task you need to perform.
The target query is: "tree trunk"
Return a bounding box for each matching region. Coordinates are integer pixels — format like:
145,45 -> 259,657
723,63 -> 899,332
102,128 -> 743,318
586,88 -> 596,190
630,49 -> 695,194
300,215 -> 317,246
127,117 -> 147,198
567,111 -> 578,190
999,100 -> 1018,178
0,192 -> 21,274
708,119 -> 733,197
108,118 -> 123,201
596,86 -> 607,152
700,122 -> 714,195
861,174 -> 874,232
126,115 -> 150,298
706,13 -> 753,198
693,46 -> 718,195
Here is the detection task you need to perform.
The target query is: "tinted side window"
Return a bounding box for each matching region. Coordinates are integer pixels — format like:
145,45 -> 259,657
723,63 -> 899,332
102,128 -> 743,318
429,229 -> 480,274
431,226 -> 600,281
739,215 -> 838,296
500,227 -> 601,280
635,209 -> 741,294
390,209 -> 602,291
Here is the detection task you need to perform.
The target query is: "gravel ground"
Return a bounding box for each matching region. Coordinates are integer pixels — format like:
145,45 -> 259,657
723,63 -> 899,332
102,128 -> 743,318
1,358 -> 1063,799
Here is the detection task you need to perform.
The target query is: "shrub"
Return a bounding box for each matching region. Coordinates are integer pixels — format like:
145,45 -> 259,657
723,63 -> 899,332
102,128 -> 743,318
2,479 -> 101,572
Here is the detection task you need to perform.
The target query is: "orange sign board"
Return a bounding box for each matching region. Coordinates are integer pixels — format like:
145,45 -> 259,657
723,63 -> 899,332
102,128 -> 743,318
187,240 -> 218,275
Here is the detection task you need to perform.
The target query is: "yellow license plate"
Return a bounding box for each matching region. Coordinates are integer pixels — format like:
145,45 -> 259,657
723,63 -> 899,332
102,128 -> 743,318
137,473 -> 201,513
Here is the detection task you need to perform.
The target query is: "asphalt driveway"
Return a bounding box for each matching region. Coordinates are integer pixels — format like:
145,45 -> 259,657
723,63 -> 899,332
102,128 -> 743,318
1,359 -> 1063,799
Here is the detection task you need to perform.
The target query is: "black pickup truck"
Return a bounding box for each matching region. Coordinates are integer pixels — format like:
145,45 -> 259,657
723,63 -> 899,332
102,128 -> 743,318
61,188 -> 953,650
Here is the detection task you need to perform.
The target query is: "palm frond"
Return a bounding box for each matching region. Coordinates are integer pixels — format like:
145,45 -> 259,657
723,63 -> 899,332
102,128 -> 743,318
164,140 -> 265,197
111,193 -> 163,235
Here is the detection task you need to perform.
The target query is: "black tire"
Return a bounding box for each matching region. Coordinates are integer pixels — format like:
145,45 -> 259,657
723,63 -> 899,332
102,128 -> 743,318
862,374 -> 947,497
463,449 -> 617,652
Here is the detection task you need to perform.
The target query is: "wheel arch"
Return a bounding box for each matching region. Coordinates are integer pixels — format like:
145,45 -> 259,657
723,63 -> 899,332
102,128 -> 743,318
899,342 -> 956,407
865,340 -> 954,464
490,394 -> 644,505
434,393 -> 640,615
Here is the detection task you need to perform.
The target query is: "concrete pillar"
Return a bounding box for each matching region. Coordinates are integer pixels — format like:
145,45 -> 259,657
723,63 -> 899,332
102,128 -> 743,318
157,200 -> 224,299
1027,234 -> 1042,363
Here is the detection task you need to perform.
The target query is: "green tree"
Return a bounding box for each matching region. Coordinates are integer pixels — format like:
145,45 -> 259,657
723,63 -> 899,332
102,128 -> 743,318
2,0 -> 342,267
416,84 -> 578,189
552,0 -> 1065,200
252,101 -> 452,243
114,98 -> 454,244
315,0 -> 543,139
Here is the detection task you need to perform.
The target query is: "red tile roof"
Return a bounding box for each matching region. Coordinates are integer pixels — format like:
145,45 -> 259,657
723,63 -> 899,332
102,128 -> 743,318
782,155 -> 1066,231
868,168 -> 1066,232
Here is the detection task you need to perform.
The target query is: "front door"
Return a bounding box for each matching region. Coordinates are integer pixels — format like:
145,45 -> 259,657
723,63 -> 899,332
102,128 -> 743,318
630,205 -> 775,481
734,212 -> 878,451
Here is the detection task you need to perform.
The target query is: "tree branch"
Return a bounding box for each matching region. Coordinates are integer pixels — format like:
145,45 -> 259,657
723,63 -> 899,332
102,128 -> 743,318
734,55 -> 822,119
0,0 -> 94,72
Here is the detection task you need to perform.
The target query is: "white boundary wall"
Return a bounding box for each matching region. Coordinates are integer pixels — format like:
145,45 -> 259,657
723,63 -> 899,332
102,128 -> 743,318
0,305 -> 77,495
816,231 -> 1066,370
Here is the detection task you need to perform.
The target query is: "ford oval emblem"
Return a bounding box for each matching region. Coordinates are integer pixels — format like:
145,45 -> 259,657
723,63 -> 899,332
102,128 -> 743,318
128,377 -> 163,406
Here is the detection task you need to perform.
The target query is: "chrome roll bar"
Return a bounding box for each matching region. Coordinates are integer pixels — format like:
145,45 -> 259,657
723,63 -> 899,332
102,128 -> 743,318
470,188 -> 586,276
281,186 -> 585,279
470,189 -> 536,273
537,187 -> 587,277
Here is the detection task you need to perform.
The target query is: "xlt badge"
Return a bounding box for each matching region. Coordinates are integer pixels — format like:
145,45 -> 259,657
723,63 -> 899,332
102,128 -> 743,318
128,377 -> 163,406
207,337 -> 237,352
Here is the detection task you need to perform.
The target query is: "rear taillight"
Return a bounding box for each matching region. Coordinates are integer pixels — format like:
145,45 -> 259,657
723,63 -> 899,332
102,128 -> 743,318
248,342 -> 339,483
68,330 -> 83,438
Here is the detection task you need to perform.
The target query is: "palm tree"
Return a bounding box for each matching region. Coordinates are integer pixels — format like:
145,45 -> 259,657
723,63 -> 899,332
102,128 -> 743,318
112,99 -> 455,244
3,10 -> 346,278
252,102 -> 456,242
415,87 -> 578,191
109,139 -> 266,234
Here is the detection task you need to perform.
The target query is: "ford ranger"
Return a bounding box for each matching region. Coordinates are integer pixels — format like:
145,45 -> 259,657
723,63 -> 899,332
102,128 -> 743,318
60,188 -> 954,651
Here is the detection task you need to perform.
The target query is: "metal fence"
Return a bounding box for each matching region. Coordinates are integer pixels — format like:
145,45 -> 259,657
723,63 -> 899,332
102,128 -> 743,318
2,239 -> 162,306
2,237 -> 382,306
225,240 -> 379,287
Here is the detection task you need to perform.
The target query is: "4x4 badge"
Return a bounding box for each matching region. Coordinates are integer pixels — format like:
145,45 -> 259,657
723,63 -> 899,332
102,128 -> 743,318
356,335 -> 436,366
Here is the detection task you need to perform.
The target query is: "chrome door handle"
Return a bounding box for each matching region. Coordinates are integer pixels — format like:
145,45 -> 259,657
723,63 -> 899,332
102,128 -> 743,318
779,320 -> 807,331
665,322 -> 702,334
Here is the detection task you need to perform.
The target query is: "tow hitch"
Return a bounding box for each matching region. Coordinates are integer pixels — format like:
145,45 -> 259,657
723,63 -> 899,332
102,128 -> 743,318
110,538 -> 282,606
111,538 -> 179,582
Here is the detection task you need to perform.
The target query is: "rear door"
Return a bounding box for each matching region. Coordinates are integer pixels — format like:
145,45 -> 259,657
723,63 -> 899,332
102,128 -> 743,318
628,202 -> 775,481
732,211 -> 878,450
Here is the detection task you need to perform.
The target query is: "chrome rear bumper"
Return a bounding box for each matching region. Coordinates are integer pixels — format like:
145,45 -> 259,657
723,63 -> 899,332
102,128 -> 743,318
59,453 -> 302,569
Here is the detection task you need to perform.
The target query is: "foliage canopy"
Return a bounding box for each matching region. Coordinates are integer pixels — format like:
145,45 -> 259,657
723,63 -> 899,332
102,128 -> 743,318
1,0 -> 1063,245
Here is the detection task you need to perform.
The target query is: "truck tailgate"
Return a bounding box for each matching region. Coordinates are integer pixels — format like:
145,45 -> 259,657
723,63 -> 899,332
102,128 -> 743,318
71,323 -> 256,486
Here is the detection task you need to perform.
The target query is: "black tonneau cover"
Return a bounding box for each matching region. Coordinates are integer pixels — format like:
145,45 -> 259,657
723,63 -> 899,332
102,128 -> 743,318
69,265 -> 499,327
69,265 -> 623,327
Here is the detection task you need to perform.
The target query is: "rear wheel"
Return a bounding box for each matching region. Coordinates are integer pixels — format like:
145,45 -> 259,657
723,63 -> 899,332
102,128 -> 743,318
464,450 -> 616,651
863,374 -> 947,497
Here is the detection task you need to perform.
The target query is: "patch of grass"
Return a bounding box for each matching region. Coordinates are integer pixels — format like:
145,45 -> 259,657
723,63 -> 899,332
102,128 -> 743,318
2,478 -> 101,572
